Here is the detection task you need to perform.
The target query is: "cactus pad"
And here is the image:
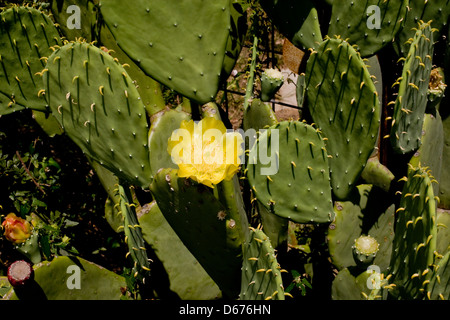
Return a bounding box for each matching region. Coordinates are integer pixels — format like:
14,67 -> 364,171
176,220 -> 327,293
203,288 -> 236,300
138,201 -> 222,300
239,226 -> 285,300
388,165 -> 437,299
305,38 -> 381,200
409,112 -> 444,196
426,251 -> 450,300
149,168 -> 243,298
327,184 -> 395,271
328,0 -> 408,57
117,183 -> 151,286
390,21 -> 434,154
0,6 -> 61,114
247,121 -> 334,224
100,0 -> 231,104
4,256 -> 127,300
44,41 -> 152,187
395,0 -> 449,56
243,98 -> 278,133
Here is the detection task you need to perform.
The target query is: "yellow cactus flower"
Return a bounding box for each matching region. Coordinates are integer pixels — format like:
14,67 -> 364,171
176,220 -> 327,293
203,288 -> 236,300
168,117 -> 244,188
1,213 -> 32,244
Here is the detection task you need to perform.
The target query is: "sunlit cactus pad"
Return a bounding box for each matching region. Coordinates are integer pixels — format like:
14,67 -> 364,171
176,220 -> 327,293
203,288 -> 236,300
387,165 -> 438,299
240,226 -> 286,300
305,37 -> 380,200
247,121 -> 334,224
100,0 -> 231,104
328,0 -> 408,57
4,256 -> 127,300
44,41 -> 152,187
0,6 -> 61,114
390,21 -> 434,154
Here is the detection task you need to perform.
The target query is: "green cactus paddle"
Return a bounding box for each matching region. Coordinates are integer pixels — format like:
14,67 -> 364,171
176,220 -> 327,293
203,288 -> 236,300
44,41 -> 152,187
0,6 -> 62,115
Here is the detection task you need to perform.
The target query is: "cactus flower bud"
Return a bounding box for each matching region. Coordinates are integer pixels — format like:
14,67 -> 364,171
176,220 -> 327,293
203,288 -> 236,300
2,213 -> 32,244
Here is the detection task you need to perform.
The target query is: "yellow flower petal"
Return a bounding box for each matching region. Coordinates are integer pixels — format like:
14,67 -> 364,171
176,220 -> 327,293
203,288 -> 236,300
167,118 -> 244,188
201,117 -> 226,134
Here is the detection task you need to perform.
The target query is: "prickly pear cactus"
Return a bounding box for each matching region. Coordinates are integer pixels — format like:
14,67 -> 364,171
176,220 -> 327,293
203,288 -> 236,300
439,113 -> 450,209
243,98 -> 278,133
360,157 -> 395,192
331,267 -> 372,300
4,256 -> 127,300
5,256 -> 127,300
327,184 -> 395,272
387,165 -> 438,299
328,0 -> 408,57
247,121 -> 335,224
259,0 -> 322,51
390,21 -> 435,154
222,0 -> 248,81
14,230 -> 41,264
44,40 -> 152,187
305,37 -> 381,200
436,209 -> 450,255
395,0 -> 450,56
150,168 -> 245,298
240,226 -> 286,300
50,0 -> 98,42
100,0 -> 231,104
98,24 -> 167,118
0,6 -> 62,115
138,201 -> 222,300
